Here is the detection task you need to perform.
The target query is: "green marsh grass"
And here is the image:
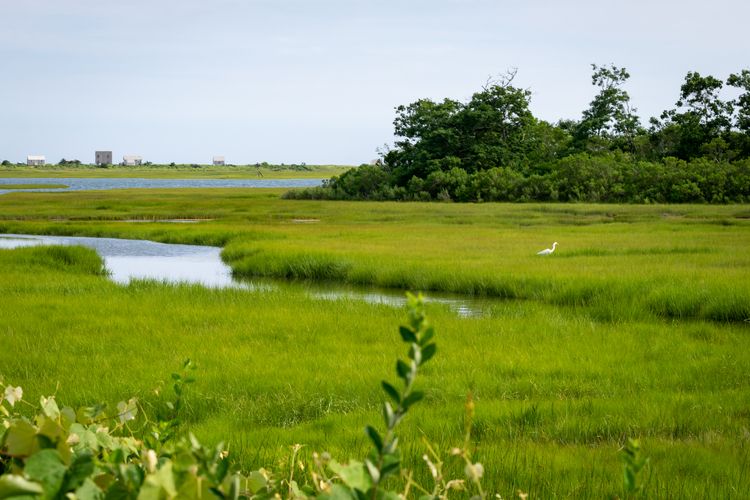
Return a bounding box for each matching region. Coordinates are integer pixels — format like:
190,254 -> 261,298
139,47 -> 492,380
1,190 -> 749,323
0,245 -> 749,498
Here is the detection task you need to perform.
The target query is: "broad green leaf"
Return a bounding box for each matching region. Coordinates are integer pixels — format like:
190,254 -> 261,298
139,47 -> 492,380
420,326 -> 435,346
328,460 -> 373,493
61,407 -> 77,431
74,479 -> 103,500
245,472 -> 266,494
5,420 -> 37,457
40,396 -> 60,421
136,461 -> 176,500
65,452 -> 96,492
321,485 -> 356,500
170,374 -> 181,381
421,344 -> 437,363
103,481 -> 135,500
0,474 -> 45,500
24,449 -> 68,500
83,403 -> 107,421
399,327 -> 417,343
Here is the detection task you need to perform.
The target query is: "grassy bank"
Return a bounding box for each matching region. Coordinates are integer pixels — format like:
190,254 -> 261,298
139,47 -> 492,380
0,164 -> 351,179
0,245 -> 748,499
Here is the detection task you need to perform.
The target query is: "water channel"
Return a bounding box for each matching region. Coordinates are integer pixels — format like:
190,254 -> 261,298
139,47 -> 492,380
0,177 -> 323,195
0,234 -> 499,317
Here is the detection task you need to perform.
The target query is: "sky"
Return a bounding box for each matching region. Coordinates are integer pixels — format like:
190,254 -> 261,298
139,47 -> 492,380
1,0 -> 748,165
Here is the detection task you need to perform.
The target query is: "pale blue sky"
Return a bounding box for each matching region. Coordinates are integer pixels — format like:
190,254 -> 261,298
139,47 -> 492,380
1,0 -> 748,165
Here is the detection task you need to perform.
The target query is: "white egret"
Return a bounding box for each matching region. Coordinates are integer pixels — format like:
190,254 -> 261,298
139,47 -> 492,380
537,242 -> 558,255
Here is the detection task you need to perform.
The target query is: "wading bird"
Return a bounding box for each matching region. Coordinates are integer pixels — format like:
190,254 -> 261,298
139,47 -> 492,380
537,242 -> 558,255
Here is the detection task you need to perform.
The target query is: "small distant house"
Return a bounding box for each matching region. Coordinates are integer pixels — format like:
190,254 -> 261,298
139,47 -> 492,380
95,151 -> 113,165
123,155 -> 143,166
213,156 -> 225,166
27,156 -> 45,166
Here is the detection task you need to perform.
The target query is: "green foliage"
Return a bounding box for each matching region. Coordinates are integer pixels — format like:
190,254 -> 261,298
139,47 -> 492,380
285,65 -> 750,203
286,154 -> 750,203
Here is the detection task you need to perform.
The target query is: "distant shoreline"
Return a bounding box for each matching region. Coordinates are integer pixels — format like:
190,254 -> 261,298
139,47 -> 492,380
0,164 -> 354,180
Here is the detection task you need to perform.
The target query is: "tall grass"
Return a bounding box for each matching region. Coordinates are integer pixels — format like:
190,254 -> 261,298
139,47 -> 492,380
1,246 -> 748,498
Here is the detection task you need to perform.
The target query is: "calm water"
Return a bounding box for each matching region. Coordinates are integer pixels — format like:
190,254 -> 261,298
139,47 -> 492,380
0,177 -> 323,195
0,234 -> 499,316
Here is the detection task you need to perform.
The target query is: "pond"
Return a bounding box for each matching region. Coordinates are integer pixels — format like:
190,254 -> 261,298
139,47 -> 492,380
0,234 -> 500,317
0,177 -> 323,195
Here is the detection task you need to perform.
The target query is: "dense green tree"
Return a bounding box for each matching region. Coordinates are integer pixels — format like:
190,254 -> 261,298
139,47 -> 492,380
572,64 -> 641,154
384,70 -> 535,185
654,71 -> 735,160
728,69 -> 750,133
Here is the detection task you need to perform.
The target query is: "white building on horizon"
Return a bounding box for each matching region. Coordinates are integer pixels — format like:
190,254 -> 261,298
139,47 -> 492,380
213,156 -> 225,166
123,155 -> 142,166
27,156 -> 45,166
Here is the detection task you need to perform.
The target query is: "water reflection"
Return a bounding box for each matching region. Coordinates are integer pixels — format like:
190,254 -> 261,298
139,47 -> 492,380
0,234 -> 497,316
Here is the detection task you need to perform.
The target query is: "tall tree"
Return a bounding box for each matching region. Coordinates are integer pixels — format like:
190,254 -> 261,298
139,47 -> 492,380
656,71 -> 734,159
572,64 -> 640,154
728,69 -> 750,133
384,69 -> 535,185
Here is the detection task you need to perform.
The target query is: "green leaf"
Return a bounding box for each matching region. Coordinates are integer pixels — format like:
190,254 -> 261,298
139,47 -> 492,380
172,384 -> 181,396
83,403 -> 108,421
183,358 -> 191,369
420,326 -> 435,346
171,374 -> 181,381
0,474 -> 45,500
165,402 -> 174,411
227,475 -> 240,500
245,471 -> 267,494
215,458 -> 230,483
5,420 -> 37,457
325,485 -> 356,500
402,391 -> 424,411
40,396 -> 60,421
137,460 -> 176,500
24,449 -> 68,500
380,382 -> 400,404
103,481 -> 135,500
109,448 -> 125,464
399,326 -> 417,343
382,402 -> 395,428
328,460 -> 373,493
364,425 -> 383,452
364,460 -> 380,485
74,479 -> 104,500
65,452 -> 96,492
184,376 -> 196,384
421,344 -> 437,363
396,360 -> 409,381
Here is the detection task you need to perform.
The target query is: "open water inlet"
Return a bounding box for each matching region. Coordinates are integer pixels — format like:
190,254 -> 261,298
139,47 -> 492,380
0,234 -> 498,317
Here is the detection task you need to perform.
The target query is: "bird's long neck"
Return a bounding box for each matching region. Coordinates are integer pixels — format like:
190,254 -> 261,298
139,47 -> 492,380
552,242 -> 557,250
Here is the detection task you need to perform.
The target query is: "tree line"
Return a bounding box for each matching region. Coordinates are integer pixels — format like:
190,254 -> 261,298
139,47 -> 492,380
283,66 -> 750,203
